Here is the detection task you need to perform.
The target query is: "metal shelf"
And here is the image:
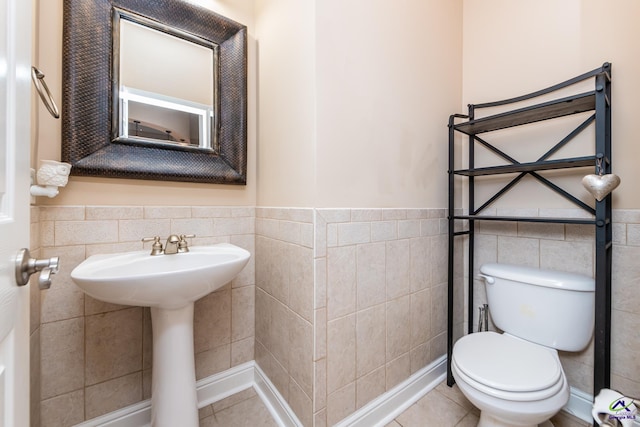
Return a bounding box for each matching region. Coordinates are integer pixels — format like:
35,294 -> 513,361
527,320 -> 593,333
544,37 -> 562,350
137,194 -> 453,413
453,155 -> 596,177
447,63 -> 612,404
453,92 -> 595,135
454,215 -> 598,225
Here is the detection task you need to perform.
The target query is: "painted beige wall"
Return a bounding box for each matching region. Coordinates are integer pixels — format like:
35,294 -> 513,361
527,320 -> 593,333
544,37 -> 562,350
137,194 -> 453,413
35,0 -> 257,206
41,1 -> 638,209
462,0 -> 640,209
254,0 -> 317,207
255,0 -> 463,208
314,0 -> 463,208
41,0 -> 463,209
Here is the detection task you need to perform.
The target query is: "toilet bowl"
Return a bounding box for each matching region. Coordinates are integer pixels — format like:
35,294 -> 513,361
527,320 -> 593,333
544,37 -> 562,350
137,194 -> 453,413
451,263 -> 594,427
452,332 -> 570,427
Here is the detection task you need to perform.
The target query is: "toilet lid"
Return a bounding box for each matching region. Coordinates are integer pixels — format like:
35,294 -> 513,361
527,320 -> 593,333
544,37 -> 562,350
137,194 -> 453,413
453,332 -> 562,393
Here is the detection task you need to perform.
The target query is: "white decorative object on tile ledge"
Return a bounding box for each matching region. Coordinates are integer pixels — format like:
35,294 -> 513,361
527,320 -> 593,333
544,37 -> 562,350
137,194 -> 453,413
30,160 -> 72,198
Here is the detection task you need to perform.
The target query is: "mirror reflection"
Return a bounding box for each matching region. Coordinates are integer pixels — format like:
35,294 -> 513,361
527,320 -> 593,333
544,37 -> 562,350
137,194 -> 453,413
115,12 -> 218,150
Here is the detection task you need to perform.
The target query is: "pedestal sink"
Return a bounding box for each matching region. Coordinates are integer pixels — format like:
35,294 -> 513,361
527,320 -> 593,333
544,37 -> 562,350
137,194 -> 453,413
70,243 -> 250,427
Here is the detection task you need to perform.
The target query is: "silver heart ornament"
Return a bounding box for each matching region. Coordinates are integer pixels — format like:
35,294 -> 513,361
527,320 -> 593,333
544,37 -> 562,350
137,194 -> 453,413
582,173 -> 621,201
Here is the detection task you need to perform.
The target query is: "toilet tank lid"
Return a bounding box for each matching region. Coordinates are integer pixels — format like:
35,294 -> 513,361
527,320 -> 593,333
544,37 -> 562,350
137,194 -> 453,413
480,263 -> 594,292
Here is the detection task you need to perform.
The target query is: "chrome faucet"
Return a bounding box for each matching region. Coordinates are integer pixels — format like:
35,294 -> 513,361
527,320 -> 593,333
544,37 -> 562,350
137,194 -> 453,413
141,234 -> 196,255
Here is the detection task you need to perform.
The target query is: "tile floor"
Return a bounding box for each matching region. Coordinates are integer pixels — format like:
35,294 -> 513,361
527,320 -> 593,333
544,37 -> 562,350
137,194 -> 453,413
198,381 -> 591,427
199,387 -> 278,427
386,382 -> 590,427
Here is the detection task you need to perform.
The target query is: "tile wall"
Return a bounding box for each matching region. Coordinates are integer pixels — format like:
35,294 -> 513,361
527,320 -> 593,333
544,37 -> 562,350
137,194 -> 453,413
254,208 -> 451,427
254,208 -> 315,426
465,208 -> 640,399
32,206 -> 255,427
30,205 -> 640,427
314,208 -> 450,426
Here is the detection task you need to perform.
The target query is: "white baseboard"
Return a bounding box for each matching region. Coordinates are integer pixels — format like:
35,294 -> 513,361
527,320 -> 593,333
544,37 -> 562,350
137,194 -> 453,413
75,355 -> 590,427
335,355 -> 447,427
73,400 -> 152,427
73,357 -> 447,427
74,362 -> 262,427
196,361 -> 255,408
253,363 -> 302,427
73,399 -> 151,427
563,387 -> 593,424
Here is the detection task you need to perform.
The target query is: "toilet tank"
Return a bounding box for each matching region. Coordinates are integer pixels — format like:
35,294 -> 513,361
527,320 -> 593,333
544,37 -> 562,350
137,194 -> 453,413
480,263 -> 595,352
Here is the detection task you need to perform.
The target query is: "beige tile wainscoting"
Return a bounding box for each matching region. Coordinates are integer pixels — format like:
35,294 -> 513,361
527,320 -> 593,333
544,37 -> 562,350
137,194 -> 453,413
31,206 -> 256,427
28,206 -> 640,427
467,208 -> 640,399
255,208 -> 451,426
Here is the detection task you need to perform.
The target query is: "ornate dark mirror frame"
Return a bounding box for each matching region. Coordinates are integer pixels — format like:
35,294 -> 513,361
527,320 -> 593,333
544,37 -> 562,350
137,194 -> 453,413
62,0 -> 248,184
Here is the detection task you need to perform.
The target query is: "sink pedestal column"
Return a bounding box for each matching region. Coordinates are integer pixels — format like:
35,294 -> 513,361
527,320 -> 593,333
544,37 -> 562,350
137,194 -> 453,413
150,303 -> 198,427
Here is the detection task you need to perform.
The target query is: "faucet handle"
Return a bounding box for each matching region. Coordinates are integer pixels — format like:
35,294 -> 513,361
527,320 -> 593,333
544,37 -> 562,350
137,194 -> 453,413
142,236 -> 163,255
178,234 -> 196,253
142,236 -> 161,243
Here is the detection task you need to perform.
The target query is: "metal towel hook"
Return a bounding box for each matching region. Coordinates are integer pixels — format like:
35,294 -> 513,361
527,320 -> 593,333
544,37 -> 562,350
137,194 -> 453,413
31,66 -> 60,119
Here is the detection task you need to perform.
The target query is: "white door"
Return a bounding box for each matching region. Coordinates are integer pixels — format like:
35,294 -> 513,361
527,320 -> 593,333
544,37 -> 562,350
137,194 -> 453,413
0,0 -> 32,425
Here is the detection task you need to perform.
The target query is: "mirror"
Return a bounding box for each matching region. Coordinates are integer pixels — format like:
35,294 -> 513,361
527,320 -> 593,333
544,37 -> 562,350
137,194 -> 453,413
62,0 -> 247,184
115,11 -> 217,151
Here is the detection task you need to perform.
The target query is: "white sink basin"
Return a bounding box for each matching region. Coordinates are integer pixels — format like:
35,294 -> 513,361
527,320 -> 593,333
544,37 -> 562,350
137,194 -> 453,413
70,242 -> 251,427
71,243 -> 250,309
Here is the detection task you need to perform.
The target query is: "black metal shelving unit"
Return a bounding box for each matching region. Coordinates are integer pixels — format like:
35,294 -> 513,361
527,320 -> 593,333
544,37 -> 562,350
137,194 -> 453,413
446,64 -> 612,400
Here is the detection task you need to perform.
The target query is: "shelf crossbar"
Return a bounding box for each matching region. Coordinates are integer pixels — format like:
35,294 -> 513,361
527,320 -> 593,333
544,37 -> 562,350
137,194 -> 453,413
540,114 -> 596,159
527,171 -> 596,215
469,115 -> 598,216
455,215 -> 597,225
454,156 -> 595,177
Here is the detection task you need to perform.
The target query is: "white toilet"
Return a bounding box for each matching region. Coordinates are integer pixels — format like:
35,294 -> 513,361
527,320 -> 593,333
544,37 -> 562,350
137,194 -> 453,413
451,263 -> 595,427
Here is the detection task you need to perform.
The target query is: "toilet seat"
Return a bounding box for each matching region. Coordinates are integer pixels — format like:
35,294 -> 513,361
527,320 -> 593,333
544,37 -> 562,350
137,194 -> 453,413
452,332 -> 565,402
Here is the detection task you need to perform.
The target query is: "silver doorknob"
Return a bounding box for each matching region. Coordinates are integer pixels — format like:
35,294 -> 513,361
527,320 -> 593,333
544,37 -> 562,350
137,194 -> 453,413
15,248 -> 59,289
